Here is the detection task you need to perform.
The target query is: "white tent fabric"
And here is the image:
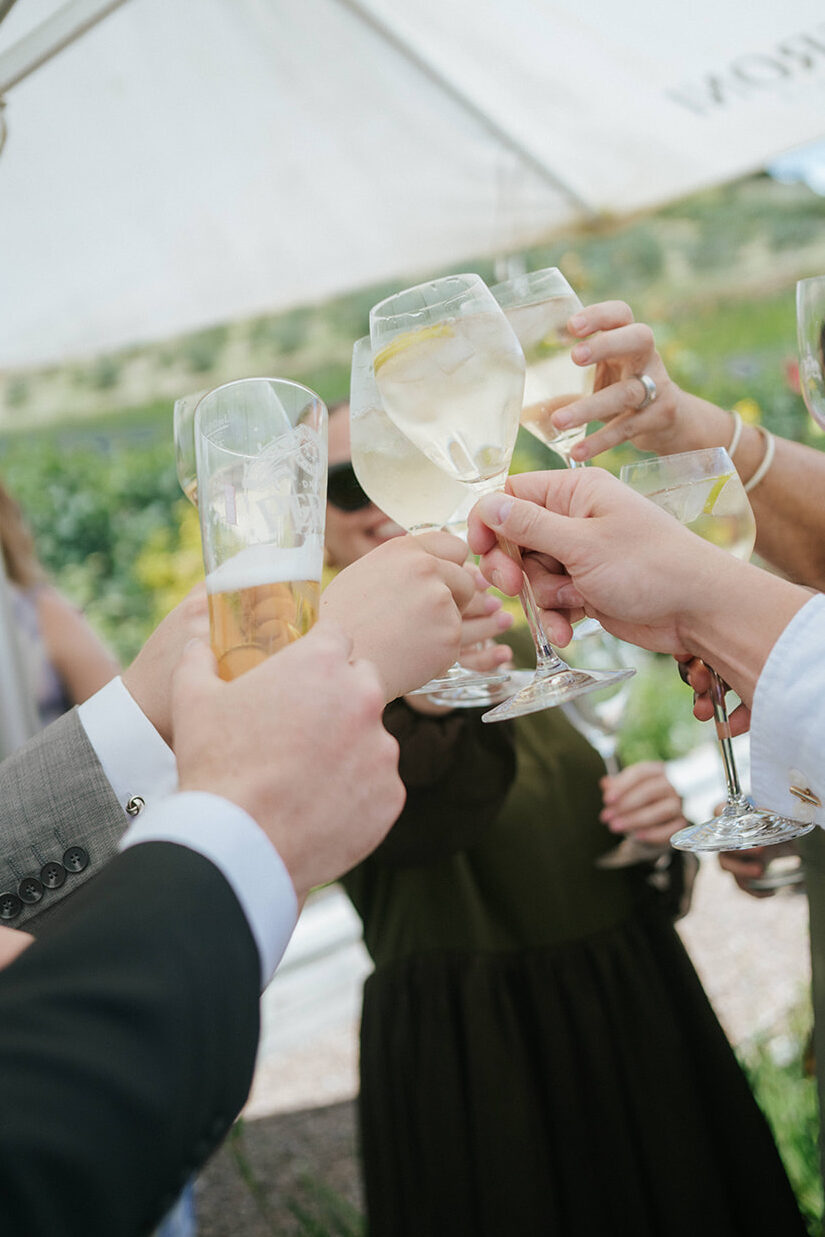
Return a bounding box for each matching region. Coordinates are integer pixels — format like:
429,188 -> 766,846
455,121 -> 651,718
0,0 -> 824,369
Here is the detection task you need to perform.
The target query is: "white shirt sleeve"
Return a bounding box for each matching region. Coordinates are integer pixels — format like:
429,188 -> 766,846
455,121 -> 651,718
77,676 -> 178,814
119,792 -> 298,990
750,592 -> 825,829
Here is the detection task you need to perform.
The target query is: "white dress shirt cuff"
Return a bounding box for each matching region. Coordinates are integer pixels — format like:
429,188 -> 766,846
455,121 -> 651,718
751,593 -> 825,829
78,676 -> 178,815
119,791 -> 298,988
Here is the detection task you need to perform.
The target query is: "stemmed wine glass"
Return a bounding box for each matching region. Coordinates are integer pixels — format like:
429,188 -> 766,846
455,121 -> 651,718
490,267 -> 594,467
370,273 -> 634,723
349,336 -> 510,698
620,447 -> 814,852
796,275 -> 825,430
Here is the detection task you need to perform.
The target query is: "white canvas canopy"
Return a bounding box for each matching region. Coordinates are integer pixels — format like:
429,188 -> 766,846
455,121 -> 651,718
1,0 -> 825,370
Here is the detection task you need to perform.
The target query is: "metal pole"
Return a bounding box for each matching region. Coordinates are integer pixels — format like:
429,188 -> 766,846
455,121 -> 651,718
0,0 -> 132,95
0,553 -> 38,757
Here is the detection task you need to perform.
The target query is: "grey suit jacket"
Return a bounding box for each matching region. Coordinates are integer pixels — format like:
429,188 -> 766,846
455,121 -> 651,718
0,710 -> 126,930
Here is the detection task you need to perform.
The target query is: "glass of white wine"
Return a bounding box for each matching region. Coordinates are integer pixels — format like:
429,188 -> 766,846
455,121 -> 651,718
796,275 -> 825,430
490,267 -> 593,468
370,273 -> 634,723
620,447 -> 814,852
349,337 -> 510,698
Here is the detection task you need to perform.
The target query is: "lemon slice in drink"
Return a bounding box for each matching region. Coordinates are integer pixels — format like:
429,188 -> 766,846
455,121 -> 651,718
701,473 -> 732,515
373,322 -> 454,373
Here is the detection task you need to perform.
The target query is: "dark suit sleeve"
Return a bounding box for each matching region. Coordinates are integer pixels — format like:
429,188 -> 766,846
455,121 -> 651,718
0,841 -> 261,1237
0,710 -> 127,930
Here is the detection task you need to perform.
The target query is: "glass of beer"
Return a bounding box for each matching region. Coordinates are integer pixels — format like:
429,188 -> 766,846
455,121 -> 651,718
195,378 -> 327,681
173,388 -> 209,505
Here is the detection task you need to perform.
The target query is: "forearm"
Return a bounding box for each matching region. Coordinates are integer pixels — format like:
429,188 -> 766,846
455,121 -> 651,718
677,558 -> 812,707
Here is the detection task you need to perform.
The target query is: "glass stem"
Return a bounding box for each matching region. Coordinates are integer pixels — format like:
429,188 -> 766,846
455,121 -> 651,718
500,536 -> 568,675
708,667 -> 743,801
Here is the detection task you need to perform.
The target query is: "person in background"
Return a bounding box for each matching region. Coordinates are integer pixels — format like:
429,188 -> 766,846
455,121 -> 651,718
326,401 -> 804,1237
0,477 -> 120,726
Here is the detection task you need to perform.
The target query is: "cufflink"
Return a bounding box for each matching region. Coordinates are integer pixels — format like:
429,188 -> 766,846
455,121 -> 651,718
790,785 -> 821,808
125,795 -> 145,817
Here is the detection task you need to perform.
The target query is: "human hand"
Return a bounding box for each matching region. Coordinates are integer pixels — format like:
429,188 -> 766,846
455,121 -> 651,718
172,621 -> 405,899
676,657 -> 751,735
454,567 -> 514,672
0,925 -> 33,970
469,467 -> 721,656
600,761 -> 687,848
545,302 -> 682,463
122,583 -> 209,747
718,846 -> 776,899
320,530 -> 476,701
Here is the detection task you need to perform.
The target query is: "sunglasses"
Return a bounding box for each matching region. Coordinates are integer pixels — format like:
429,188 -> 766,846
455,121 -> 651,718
327,461 -> 372,512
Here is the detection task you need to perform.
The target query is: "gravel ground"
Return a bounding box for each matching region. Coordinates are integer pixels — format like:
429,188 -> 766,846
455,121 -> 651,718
195,846 -> 812,1235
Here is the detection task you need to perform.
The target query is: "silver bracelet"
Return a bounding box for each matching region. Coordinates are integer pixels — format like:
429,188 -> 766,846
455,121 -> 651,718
727,409 -> 743,459
743,425 -> 776,494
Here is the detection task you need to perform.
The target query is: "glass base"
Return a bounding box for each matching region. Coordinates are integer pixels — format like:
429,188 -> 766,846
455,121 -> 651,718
481,665 -> 635,724
426,674 -> 523,710
670,800 -> 815,853
407,663 -> 511,697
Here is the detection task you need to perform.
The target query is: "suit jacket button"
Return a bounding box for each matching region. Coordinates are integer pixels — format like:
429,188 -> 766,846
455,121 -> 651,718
63,846 -> 90,873
0,893 -> 22,920
18,875 -> 44,904
40,861 -> 67,889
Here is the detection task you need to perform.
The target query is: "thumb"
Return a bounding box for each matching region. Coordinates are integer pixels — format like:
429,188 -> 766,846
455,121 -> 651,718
172,638 -> 220,707
472,492 -> 580,567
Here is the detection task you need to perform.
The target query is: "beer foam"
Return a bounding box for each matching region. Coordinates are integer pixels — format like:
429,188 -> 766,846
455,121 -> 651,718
206,541 -> 323,594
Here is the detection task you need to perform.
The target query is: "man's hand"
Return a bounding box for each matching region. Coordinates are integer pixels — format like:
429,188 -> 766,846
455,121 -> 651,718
172,621 -> 405,898
0,926 -> 33,970
321,531 -> 476,701
122,583 -> 209,747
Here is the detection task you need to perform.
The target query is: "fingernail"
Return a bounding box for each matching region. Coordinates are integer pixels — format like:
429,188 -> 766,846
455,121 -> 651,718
571,343 -> 591,363
490,568 -> 504,590
553,411 -> 571,429
488,495 -> 513,525
569,313 -> 586,333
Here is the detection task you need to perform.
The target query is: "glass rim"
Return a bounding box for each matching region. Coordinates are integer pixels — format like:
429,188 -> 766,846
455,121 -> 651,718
369,272 -> 488,323
619,446 -> 734,482
489,266 -> 576,308
196,376 -> 327,459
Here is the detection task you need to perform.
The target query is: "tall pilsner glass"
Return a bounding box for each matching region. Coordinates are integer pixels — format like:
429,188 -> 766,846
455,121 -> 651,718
195,378 -> 327,681
370,273 -> 634,723
621,447 -> 813,852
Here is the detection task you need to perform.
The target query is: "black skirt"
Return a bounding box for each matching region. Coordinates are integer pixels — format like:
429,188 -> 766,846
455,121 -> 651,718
357,908 -> 806,1237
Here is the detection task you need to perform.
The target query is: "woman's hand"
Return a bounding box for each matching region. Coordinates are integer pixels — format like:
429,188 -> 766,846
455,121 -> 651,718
600,761 -> 687,847
550,301 -> 730,464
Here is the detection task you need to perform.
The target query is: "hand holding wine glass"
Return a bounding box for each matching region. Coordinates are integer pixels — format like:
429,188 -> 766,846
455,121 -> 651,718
370,273 -> 633,723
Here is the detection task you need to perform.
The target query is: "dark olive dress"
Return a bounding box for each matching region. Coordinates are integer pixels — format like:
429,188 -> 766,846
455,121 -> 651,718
342,665 -> 805,1236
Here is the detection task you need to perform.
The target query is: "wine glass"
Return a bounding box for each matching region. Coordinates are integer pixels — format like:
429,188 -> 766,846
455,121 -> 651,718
620,447 -> 814,852
490,267 -> 594,468
796,275 -> 825,429
562,621 -> 659,868
173,388 -> 209,504
370,273 -> 634,723
349,336 -> 510,697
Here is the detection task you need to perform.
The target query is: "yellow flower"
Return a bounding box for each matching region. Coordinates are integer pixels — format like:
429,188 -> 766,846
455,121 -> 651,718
732,397 -> 761,426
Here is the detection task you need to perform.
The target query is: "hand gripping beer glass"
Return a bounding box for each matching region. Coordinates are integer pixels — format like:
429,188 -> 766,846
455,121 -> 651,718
620,447 -> 814,852
369,273 -> 634,722
195,378 -> 327,681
